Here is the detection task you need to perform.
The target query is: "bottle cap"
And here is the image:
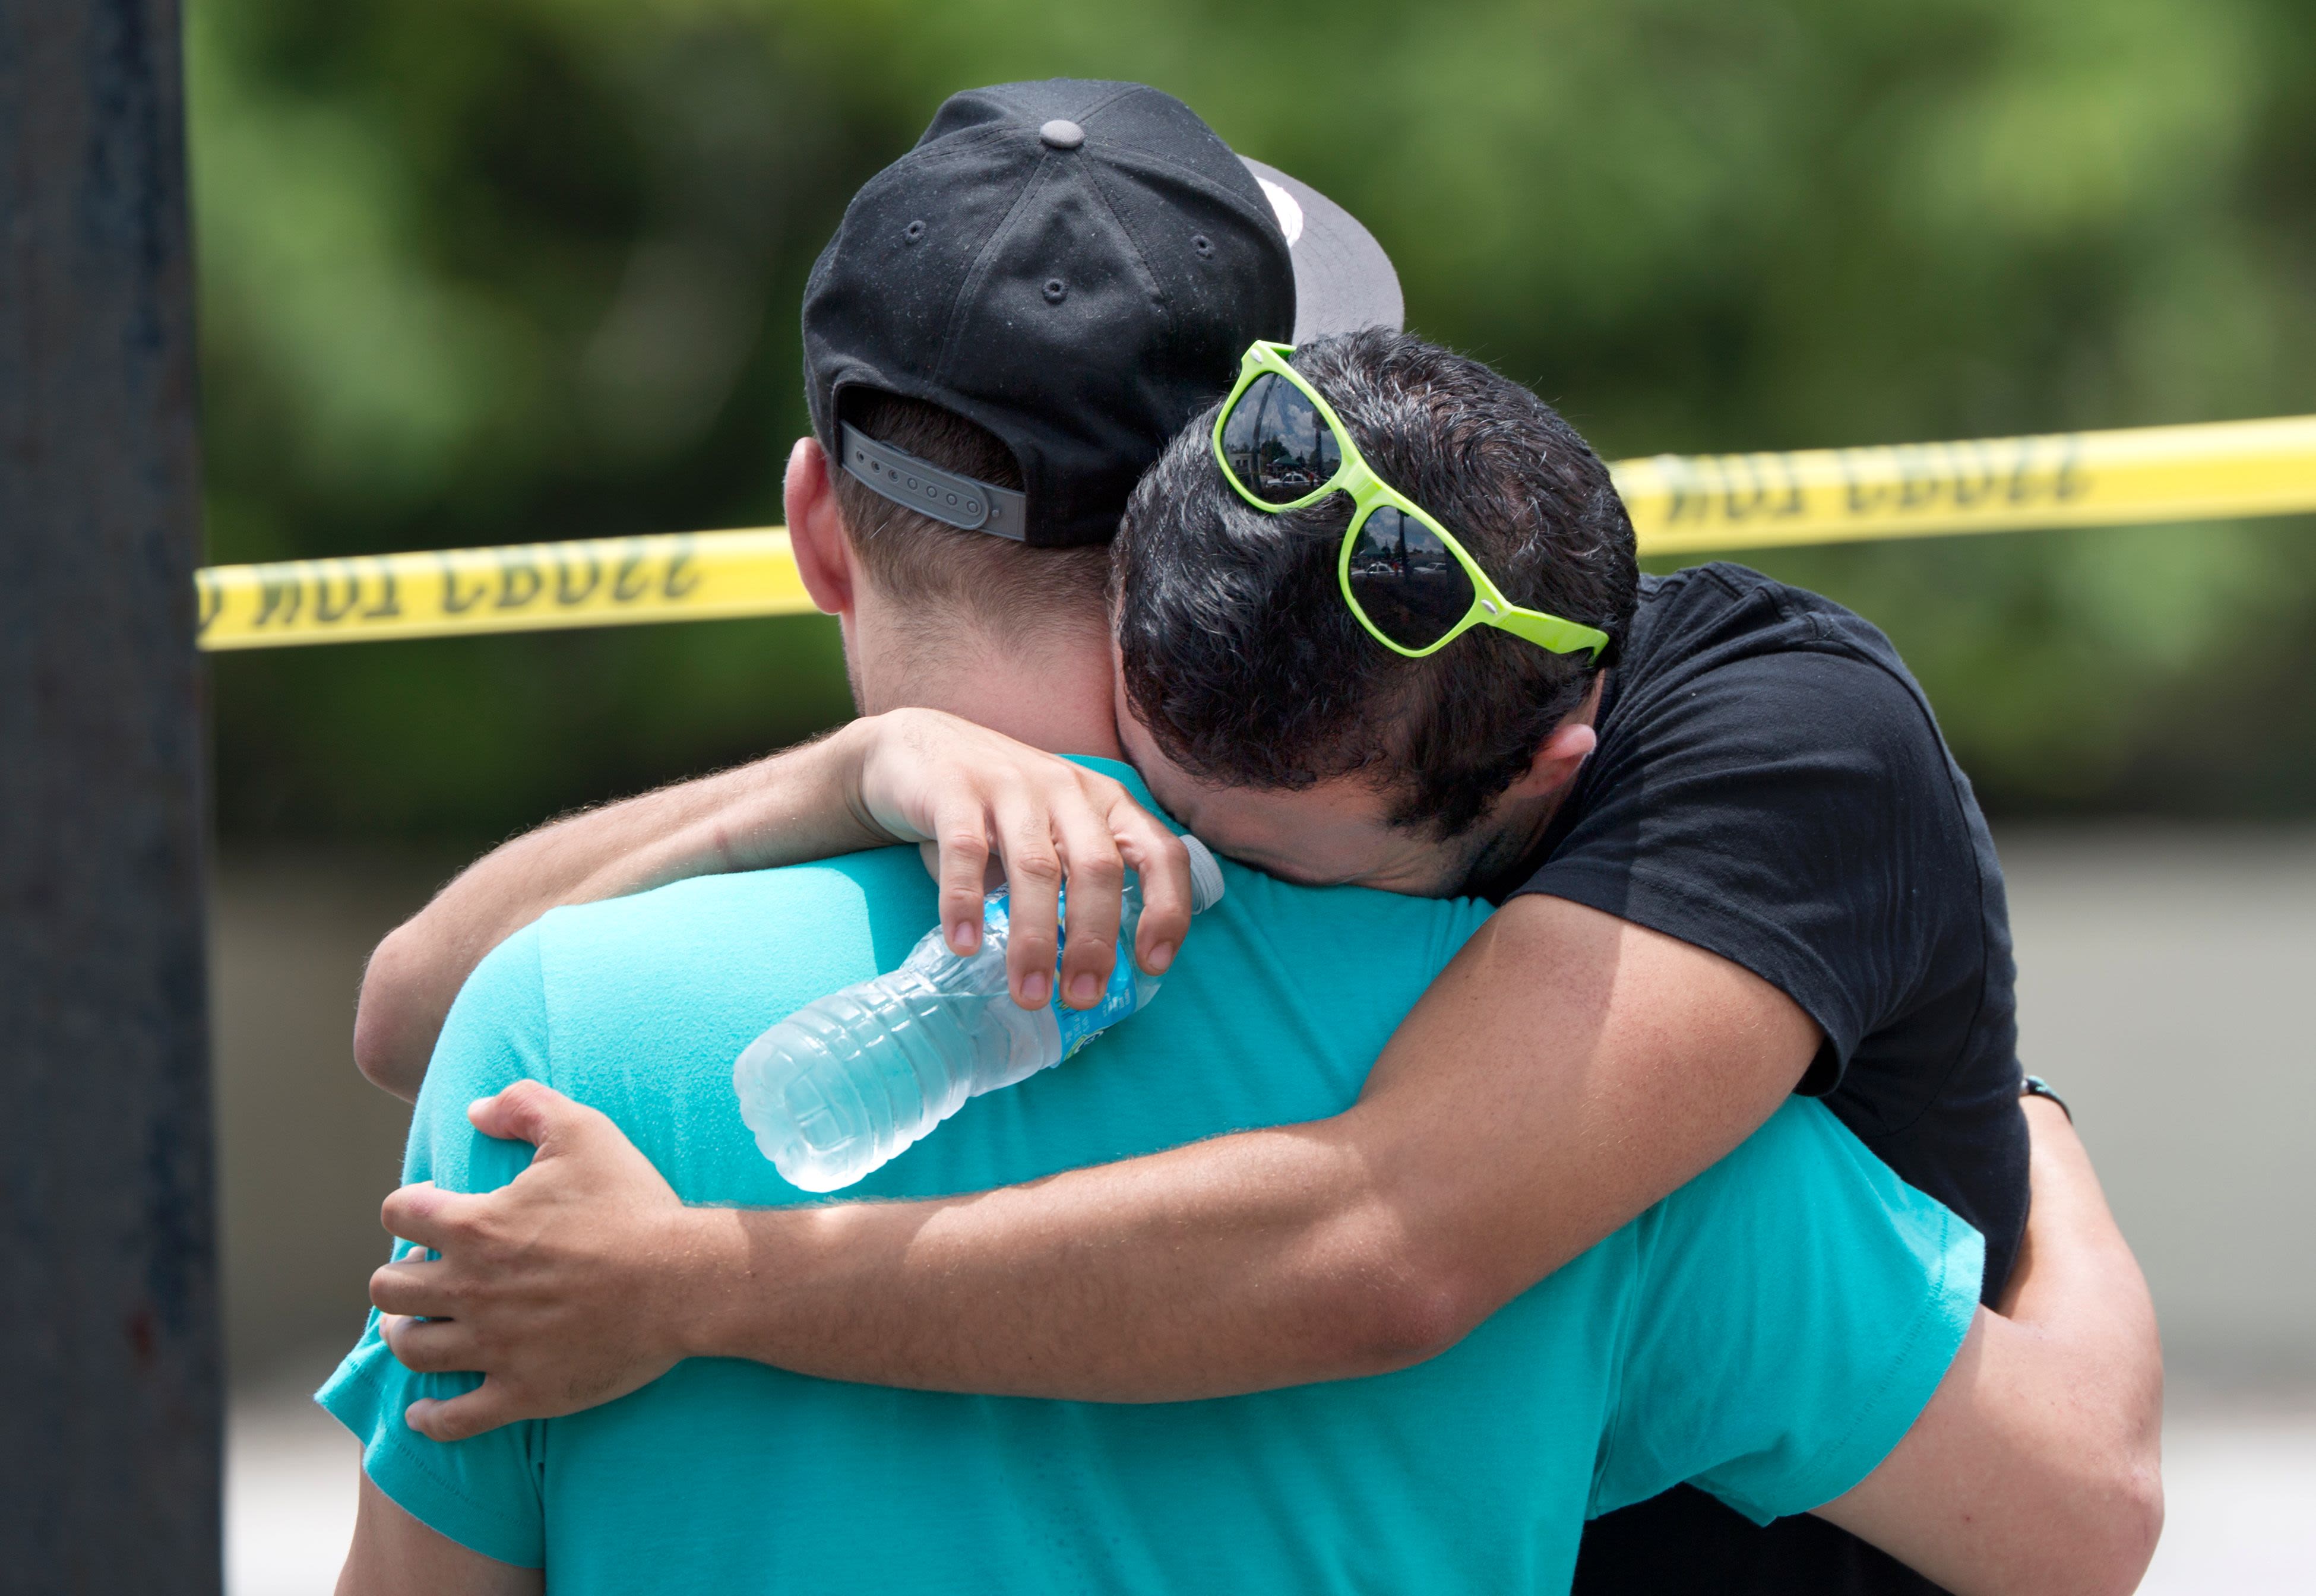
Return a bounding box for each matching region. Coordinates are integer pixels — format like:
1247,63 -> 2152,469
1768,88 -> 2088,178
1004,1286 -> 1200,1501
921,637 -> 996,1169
1181,835 -> 1226,914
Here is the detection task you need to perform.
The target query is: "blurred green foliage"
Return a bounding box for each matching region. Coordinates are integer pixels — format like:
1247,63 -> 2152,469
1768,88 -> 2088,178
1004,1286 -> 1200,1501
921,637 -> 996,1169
190,0 -> 2316,840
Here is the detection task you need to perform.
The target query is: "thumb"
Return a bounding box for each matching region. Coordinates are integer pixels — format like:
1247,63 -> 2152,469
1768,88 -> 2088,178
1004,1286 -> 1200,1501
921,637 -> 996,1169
406,1381 -> 524,1443
467,1077 -> 583,1149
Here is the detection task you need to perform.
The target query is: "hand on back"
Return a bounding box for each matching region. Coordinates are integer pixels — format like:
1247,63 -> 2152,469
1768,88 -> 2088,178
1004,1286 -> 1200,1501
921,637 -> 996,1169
370,1082 -> 703,1442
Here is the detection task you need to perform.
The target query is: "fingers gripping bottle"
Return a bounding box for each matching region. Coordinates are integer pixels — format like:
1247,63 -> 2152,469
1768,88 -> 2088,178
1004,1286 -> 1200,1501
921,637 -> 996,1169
733,837 -> 1226,1192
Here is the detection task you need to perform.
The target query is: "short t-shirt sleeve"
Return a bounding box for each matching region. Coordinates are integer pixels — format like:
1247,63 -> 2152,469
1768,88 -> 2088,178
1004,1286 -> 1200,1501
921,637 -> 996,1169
1517,642 -> 1968,1091
1590,1099 -> 1983,1525
315,924 -> 555,1569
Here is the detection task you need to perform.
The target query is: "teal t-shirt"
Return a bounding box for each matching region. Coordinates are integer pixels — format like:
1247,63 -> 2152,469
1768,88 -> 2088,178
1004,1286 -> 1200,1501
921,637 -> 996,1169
322,759 -> 1980,1595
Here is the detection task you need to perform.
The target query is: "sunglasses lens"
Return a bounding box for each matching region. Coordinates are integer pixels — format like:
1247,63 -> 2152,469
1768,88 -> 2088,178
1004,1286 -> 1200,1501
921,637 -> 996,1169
1346,506 -> 1476,651
1220,373 -> 1341,504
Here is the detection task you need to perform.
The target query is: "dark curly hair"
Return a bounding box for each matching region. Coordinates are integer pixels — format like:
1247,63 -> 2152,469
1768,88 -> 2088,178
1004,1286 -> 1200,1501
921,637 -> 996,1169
1115,328 -> 1638,838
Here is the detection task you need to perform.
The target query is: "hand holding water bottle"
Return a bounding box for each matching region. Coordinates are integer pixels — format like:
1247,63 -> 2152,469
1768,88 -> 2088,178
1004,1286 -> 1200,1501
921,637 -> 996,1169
846,710 -> 1201,1010
734,838 -> 1226,1191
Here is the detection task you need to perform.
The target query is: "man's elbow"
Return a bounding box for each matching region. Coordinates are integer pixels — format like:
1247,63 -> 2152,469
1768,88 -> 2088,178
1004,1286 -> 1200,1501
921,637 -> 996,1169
2022,1438 -> 2163,1596
352,925 -> 429,1101
2073,1357 -> 2166,1595
1316,1227 -> 1495,1376
2082,1446 -> 2164,1596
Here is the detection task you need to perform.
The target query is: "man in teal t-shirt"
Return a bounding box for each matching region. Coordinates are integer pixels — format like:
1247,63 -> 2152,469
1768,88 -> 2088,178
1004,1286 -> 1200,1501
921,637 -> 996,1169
326,759 -> 1982,1594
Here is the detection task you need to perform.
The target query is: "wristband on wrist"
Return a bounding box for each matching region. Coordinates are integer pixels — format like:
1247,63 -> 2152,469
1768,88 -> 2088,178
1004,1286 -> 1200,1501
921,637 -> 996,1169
2021,1074 -> 2072,1122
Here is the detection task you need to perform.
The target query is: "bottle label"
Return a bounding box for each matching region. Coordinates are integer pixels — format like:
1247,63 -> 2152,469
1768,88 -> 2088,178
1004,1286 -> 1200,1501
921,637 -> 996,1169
1052,954 -> 1141,1059
988,887 -> 1145,1059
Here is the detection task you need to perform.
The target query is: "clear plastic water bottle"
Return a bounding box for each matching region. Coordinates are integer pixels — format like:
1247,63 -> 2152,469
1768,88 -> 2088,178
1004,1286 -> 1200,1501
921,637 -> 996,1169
733,837 -> 1226,1192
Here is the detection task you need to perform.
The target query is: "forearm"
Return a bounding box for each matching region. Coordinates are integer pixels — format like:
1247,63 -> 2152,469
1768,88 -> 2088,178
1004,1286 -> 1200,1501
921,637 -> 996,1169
678,1110 -> 1454,1401
2000,1099 -> 2164,1412
1982,1098 -> 2165,1573
354,723 -> 878,1099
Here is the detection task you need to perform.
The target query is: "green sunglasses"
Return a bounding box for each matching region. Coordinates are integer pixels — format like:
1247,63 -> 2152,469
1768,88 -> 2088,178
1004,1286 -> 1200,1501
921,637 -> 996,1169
1211,341 -> 1611,661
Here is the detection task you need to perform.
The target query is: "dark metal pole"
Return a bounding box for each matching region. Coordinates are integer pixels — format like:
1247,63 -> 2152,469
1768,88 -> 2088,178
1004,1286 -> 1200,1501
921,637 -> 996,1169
0,1 -> 220,1590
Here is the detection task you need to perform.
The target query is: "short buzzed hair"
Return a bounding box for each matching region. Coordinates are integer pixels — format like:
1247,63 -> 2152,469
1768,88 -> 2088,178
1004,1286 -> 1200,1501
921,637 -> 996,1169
830,389 -> 1112,637
1116,329 -> 1639,838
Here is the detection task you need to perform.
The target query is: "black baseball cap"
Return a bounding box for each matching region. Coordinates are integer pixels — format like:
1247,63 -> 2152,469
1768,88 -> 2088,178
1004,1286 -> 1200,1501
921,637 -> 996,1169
803,80 -> 1403,549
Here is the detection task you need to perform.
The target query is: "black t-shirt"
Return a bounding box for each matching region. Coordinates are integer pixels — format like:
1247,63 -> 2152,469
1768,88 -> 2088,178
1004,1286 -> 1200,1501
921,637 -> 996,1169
1522,566 -> 2028,1596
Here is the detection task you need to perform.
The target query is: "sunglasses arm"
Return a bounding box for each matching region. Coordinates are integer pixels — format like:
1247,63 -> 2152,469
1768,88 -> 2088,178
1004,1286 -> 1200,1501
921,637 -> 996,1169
1489,605 -> 1611,660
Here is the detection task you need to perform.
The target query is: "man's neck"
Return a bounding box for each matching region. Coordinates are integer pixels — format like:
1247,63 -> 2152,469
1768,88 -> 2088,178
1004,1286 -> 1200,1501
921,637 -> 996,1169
1461,670 -> 1611,898
1462,789 -> 1564,900
856,618 -> 1124,761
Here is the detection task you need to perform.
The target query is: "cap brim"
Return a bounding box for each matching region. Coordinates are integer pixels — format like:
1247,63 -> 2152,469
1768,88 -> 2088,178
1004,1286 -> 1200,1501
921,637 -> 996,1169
1238,157 -> 1404,341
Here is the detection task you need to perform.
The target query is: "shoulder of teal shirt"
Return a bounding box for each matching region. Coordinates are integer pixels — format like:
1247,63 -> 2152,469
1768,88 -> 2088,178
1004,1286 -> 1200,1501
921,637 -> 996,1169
1590,1095 -> 1985,1526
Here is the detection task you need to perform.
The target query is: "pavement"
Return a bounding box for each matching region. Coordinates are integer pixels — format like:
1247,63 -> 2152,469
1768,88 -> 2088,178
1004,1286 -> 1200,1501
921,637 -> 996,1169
217,826 -> 2316,1591
227,1360 -> 359,1596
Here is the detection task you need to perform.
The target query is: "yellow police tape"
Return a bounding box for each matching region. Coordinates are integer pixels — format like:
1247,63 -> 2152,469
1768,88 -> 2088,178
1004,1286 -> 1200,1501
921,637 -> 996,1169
197,414 -> 2316,650
198,530 -> 811,650
1615,413 -> 2316,556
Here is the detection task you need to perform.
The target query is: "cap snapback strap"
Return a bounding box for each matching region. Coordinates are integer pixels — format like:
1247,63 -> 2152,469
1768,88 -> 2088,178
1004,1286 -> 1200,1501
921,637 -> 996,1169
838,422 -> 1027,541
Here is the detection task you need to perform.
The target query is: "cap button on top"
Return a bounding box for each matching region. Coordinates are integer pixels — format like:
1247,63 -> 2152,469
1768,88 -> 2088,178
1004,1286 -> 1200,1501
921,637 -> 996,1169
1038,119 -> 1085,151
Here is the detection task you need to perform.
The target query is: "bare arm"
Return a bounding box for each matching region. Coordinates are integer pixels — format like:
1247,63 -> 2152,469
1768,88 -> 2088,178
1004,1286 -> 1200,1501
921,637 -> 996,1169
337,1472 -> 540,1596
353,726 -> 874,1100
352,710 -> 1194,1100
373,894 -> 1818,1427
1814,1097 -> 2164,1596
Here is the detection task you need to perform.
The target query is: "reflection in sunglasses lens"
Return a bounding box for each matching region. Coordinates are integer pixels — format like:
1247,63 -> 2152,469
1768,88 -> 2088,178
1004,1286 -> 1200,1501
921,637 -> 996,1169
1346,506 -> 1475,650
1220,374 -> 1342,505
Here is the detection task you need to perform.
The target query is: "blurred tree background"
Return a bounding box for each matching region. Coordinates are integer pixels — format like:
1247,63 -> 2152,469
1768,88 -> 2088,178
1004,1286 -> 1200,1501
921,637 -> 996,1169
190,0 -> 2316,844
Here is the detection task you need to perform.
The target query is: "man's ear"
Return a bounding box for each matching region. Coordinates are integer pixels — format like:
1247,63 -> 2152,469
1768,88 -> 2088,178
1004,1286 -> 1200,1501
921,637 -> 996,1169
784,436 -> 854,619
1507,673 -> 1604,800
